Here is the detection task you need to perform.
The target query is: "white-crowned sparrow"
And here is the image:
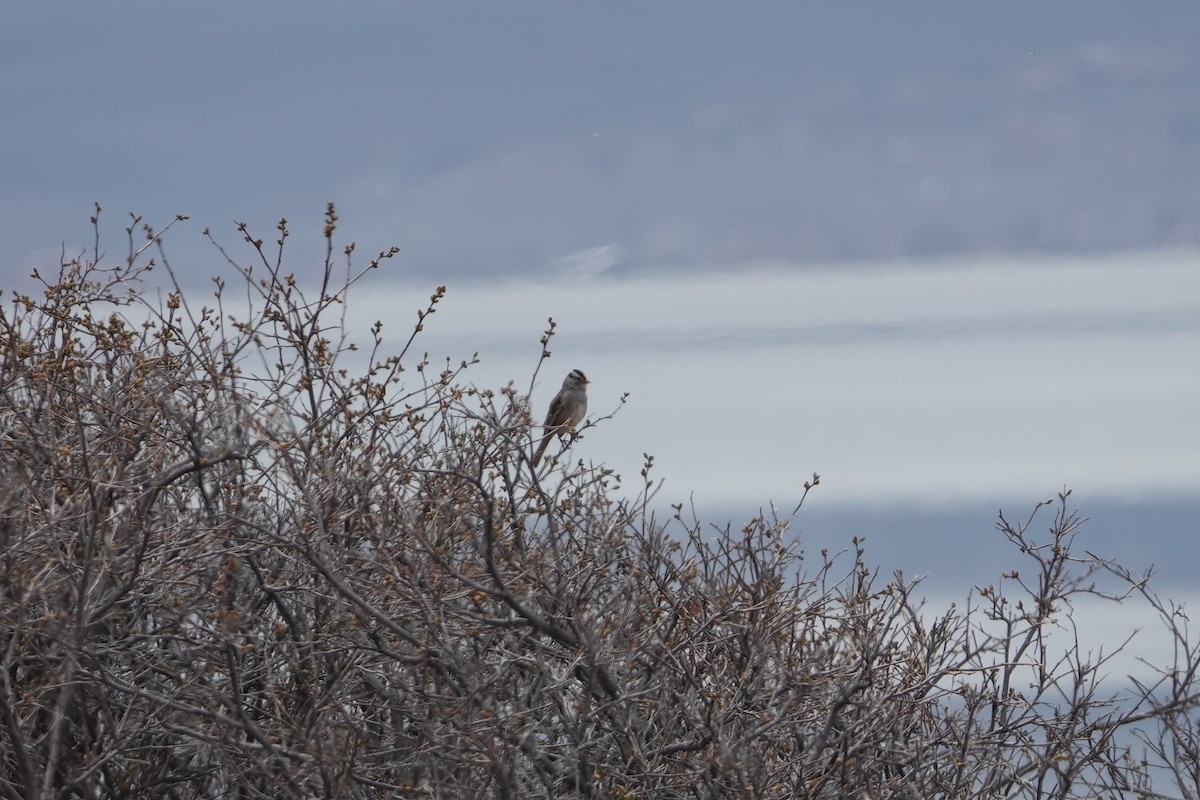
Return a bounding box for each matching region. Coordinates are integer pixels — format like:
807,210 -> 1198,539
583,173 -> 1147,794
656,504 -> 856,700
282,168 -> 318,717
531,368 -> 589,467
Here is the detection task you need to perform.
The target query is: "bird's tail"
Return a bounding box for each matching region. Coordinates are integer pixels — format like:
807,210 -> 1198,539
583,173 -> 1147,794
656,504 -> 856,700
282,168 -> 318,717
531,433 -> 552,468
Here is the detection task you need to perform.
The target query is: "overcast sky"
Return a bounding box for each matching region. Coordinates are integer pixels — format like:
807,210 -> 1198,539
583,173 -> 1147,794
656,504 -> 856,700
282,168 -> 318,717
5,2 -> 1200,274
2,3 -> 1197,595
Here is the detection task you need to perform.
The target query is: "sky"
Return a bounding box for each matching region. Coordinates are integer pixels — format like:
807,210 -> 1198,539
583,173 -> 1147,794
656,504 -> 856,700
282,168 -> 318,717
2,3 -> 1198,605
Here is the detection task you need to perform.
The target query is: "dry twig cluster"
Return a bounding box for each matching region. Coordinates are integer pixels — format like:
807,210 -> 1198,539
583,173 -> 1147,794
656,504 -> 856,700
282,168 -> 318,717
1,207 -> 1197,799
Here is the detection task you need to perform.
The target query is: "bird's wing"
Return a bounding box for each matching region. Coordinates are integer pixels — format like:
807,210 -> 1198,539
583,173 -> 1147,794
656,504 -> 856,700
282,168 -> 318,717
544,393 -> 569,428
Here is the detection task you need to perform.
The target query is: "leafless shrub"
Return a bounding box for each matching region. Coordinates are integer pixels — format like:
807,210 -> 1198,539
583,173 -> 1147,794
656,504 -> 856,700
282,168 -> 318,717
1,206 -> 1196,799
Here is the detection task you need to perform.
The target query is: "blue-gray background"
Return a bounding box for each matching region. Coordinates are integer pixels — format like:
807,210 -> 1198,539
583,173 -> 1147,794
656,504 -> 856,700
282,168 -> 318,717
3,4 -> 1197,630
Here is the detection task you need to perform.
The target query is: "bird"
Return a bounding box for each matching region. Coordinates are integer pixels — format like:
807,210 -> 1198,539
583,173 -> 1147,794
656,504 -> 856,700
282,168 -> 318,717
531,369 -> 589,467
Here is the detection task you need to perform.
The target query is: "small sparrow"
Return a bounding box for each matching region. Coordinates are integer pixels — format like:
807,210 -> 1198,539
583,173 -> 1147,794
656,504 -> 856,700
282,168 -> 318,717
531,369 -> 589,467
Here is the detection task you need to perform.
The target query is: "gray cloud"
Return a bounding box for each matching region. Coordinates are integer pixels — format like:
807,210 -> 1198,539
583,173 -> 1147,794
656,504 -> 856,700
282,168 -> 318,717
2,3 -> 1199,286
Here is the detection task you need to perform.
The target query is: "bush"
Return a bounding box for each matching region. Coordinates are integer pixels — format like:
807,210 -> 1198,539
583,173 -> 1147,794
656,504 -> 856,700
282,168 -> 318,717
1,206 -> 1197,799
